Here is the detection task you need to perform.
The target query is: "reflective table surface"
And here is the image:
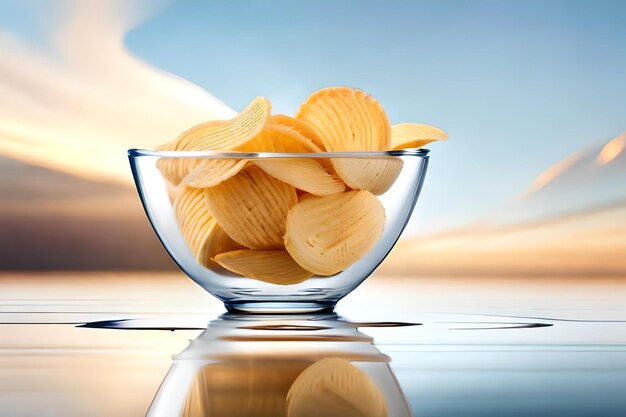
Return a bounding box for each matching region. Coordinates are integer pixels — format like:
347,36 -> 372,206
1,272 -> 625,416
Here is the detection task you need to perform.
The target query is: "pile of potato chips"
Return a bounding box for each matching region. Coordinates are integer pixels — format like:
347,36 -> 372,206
157,87 -> 447,284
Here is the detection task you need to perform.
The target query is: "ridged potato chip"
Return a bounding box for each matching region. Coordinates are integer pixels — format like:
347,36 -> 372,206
201,223 -> 244,267
170,120 -> 226,151
286,358 -> 387,417
156,157 -> 200,186
241,124 -> 322,153
204,166 -> 298,250
157,97 -> 270,185
173,186 -> 217,261
295,87 -> 390,151
295,87 -> 395,194
285,190 -> 385,275
180,124 -> 324,188
331,157 -> 402,195
391,123 -> 448,150
182,158 -> 248,188
270,114 -> 326,150
180,97 -> 270,150
253,159 -> 345,196
213,250 -> 314,285
157,121 -> 227,185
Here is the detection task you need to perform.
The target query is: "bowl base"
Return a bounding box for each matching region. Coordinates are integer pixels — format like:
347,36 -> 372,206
225,301 -> 335,314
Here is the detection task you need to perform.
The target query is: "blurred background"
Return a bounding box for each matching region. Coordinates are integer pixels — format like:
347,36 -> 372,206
1,0 -> 625,277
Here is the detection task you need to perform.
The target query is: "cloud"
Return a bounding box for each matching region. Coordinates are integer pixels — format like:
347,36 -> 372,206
0,0 -> 234,183
388,132 -> 626,276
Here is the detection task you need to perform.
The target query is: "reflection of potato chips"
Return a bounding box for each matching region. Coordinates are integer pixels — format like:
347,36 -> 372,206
285,190 -> 385,276
287,358 -> 387,417
204,166 -> 297,250
183,362 -> 307,417
391,123 -> 448,150
214,250 -> 313,285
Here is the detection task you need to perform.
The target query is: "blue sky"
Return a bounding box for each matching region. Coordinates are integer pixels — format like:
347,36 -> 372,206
2,0 -> 625,233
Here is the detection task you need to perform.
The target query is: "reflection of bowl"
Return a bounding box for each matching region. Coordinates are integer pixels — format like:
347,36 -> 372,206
146,313 -> 411,417
128,149 -> 429,313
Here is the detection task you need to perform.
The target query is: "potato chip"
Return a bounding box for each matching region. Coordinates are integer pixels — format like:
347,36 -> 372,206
204,166 -> 298,250
182,158 -> 248,188
331,157 -> 402,195
213,250 -> 314,285
241,124 -> 321,153
173,186 -> 243,266
284,190 -> 385,275
295,87 -> 390,151
270,114 -> 326,150
391,123 -> 448,150
157,97 -> 269,184
171,120 -> 226,151
295,87 -> 395,194
156,157 -> 195,186
180,97 -> 270,151
286,358 -> 387,417
173,186 -> 217,261
200,223 -> 244,267
252,159 -> 345,196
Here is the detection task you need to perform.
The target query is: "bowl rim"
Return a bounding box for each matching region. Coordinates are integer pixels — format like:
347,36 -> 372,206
128,148 -> 430,159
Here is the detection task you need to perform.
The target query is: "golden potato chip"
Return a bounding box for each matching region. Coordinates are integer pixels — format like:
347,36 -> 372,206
295,87 -> 390,151
204,166 -> 298,250
295,87 -> 396,193
174,186 -> 243,266
182,158 -> 248,188
241,124 -> 321,153
171,120 -> 226,151
180,97 -> 270,150
157,97 -> 269,185
297,191 -> 315,202
173,187 -> 217,261
213,250 -> 314,285
391,123 -> 448,150
200,223 -> 244,267
156,121 -> 227,185
252,159 -> 345,196
285,190 -> 385,275
286,358 -> 387,417
331,157 -> 402,195
270,114 -> 326,150
156,157 -> 195,186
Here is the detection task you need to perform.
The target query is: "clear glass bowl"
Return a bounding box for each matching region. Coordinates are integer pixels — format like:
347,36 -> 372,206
128,149 -> 429,313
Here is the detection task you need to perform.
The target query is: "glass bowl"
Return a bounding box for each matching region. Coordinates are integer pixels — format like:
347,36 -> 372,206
128,149 -> 429,313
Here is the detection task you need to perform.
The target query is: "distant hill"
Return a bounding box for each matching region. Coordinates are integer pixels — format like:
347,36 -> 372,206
0,157 -> 176,270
